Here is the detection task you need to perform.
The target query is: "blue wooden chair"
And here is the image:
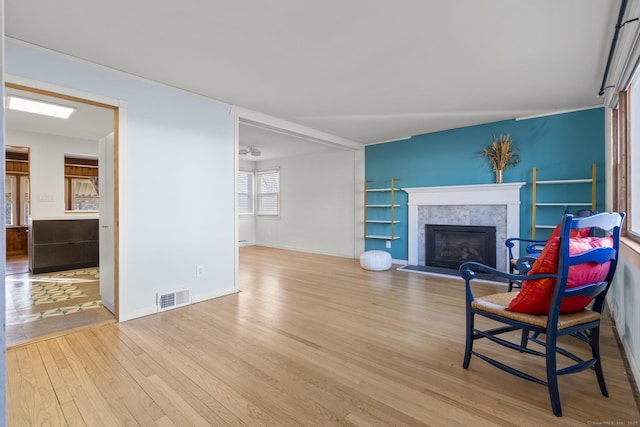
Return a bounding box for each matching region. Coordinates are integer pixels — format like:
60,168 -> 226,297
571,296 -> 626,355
459,212 -> 624,417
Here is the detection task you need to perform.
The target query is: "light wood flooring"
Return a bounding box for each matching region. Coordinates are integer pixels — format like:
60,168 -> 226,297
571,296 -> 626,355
5,256 -> 115,347
7,246 -> 640,425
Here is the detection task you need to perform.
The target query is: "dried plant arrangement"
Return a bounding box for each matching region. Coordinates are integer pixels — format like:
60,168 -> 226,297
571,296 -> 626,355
480,134 -> 520,183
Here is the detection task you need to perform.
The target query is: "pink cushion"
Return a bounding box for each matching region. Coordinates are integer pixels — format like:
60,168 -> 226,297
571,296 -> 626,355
507,236 -> 613,314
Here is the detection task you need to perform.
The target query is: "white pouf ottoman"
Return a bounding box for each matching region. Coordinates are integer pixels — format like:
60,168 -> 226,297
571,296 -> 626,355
360,250 -> 392,271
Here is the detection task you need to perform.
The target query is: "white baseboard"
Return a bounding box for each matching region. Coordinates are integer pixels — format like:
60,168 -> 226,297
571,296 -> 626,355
255,243 -> 356,259
620,333 -> 640,393
192,286 -> 238,303
121,286 -> 238,322
121,304 -> 157,322
609,301 -> 640,392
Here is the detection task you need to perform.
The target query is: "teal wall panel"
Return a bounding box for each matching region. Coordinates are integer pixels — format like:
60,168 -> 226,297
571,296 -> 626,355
365,108 -> 605,260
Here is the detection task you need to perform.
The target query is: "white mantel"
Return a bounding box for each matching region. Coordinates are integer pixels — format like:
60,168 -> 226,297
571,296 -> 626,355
404,182 -> 526,269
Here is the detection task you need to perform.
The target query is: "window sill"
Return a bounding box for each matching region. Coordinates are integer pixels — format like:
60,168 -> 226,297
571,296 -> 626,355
620,236 -> 640,270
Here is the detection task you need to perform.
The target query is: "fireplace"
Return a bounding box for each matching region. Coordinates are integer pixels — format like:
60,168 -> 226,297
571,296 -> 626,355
425,224 -> 496,270
405,183 -> 525,272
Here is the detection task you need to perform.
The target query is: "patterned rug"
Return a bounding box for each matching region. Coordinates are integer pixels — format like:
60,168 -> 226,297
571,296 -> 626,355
6,267 -> 104,325
19,300 -> 104,323
31,282 -> 88,305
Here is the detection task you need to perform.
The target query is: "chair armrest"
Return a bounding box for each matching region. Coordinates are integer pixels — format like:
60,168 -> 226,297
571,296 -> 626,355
505,238 -> 547,262
515,255 -> 538,274
505,237 -> 547,249
525,242 -> 545,254
459,261 -> 556,300
459,261 -> 526,282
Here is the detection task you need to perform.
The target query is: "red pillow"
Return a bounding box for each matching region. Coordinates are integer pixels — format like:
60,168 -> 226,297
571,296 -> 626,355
506,236 -> 613,314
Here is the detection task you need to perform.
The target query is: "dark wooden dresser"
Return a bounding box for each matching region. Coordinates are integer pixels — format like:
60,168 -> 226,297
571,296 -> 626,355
29,219 -> 99,274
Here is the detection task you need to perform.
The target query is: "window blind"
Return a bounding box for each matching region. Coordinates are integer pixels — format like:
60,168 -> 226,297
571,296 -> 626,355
238,170 -> 253,214
257,169 -> 279,215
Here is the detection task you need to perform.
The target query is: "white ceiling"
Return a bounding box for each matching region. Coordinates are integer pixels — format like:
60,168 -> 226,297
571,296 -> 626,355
5,86 -> 114,141
4,1 -> 619,153
239,123 -> 336,161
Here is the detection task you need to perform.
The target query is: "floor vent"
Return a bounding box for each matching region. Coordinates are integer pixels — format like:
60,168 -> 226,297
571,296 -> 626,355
157,288 -> 191,312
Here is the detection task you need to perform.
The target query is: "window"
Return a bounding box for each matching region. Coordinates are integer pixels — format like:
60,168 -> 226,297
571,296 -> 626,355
256,169 -> 280,216
615,67 -> 640,241
20,176 -> 29,225
5,174 -> 30,226
5,175 -> 16,226
630,72 -> 640,237
5,147 -> 30,226
64,156 -> 99,211
70,178 -> 100,211
238,170 -> 253,215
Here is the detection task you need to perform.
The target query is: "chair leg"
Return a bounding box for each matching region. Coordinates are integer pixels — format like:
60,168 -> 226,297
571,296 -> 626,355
591,326 -> 609,397
546,338 -> 562,417
508,264 -> 517,292
463,310 -> 474,369
520,328 -> 530,350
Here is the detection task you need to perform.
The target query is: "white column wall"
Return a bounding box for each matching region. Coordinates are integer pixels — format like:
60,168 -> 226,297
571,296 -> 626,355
6,41 -> 236,321
255,149 -> 358,258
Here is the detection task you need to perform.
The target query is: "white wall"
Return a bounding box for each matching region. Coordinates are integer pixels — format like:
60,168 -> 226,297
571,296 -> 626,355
255,149 -> 358,258
6,41 -> 236,321
0,5 -> 7,422
7,130 -> 98,219
609,249 -> 640,391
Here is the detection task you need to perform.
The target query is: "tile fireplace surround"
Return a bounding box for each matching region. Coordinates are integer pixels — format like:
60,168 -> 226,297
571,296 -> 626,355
404,182 -> 526,272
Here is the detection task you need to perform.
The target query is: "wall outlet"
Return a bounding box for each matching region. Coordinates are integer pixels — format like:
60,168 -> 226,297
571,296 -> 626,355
196,265 -> 205,277
386,240 -> 391,248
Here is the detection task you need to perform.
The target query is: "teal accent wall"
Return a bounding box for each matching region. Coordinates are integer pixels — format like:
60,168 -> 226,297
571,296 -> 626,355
365,108 -> 606,260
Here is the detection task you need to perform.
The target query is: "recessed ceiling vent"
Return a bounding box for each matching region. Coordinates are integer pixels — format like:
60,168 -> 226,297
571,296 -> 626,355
157,288 -> 191,312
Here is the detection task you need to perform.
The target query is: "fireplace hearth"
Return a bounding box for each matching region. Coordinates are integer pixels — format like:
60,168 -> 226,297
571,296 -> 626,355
425,224 -> 496,270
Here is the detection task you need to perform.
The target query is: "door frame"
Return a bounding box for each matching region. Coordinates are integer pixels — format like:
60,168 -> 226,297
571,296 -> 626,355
4,80 -> 122,321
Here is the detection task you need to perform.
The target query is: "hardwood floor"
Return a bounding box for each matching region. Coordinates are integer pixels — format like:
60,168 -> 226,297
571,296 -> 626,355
7,246 -> 639,425
6,254 -> 28,275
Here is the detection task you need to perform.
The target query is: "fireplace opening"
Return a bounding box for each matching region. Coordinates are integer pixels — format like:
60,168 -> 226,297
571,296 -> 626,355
425,224 -> 496,270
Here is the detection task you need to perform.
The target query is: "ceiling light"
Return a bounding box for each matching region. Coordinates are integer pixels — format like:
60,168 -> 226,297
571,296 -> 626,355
239,146 -> 261,156
6,95 -> 76,119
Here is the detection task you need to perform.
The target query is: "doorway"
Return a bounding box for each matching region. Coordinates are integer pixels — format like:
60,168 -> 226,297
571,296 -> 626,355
4,82 -> 119,346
